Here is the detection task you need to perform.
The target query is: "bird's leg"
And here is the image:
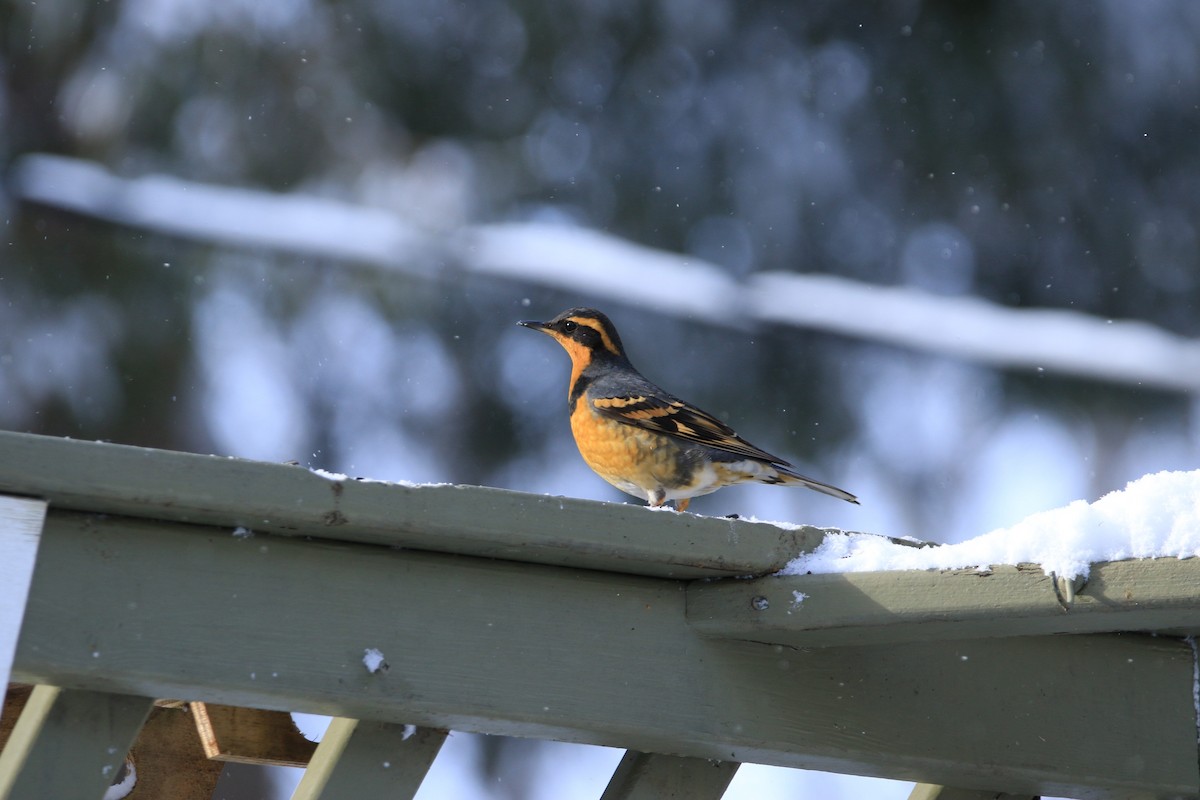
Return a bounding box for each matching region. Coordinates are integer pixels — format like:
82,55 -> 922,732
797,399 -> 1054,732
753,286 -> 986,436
648,488 -> 668,507
675,498 -> 690,512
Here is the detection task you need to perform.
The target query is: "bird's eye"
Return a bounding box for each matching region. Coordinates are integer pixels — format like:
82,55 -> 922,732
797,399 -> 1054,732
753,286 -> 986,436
562,320 -> 578,332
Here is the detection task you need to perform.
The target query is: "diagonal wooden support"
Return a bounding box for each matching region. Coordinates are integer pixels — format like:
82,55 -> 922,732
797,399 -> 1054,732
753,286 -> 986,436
601,751 -> 739,800
0,496 -> 47,718
291,718 -> 445,799
908,784 -> 1037,800
0,685 -> 152,799
192,702 -> 316,766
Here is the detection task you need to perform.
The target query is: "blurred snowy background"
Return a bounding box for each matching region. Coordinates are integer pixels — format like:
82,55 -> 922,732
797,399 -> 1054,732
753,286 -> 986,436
3,0 -> 1199,797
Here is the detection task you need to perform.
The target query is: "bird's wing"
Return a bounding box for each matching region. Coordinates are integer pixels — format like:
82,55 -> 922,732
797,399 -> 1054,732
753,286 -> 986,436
589,391 -> 788,464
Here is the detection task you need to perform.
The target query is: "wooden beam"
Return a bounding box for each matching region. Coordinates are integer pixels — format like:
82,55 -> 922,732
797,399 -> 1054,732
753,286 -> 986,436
0,685 -> 152,799
13,511 -> 1199,798
685,561 -> 1200,647
191,702 -> 316,766
908,785 -> 1036,800
0,496 -> 46,711
292,719 -> 445,799
600,751 -> 738,800
0,430 -> 827,579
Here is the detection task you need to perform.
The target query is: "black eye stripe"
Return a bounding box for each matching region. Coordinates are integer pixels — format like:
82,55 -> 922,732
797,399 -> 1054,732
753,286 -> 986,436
562,320 -> 578,332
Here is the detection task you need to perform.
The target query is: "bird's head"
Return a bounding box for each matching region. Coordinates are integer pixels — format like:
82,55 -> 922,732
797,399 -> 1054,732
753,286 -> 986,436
517,307 -> 627,368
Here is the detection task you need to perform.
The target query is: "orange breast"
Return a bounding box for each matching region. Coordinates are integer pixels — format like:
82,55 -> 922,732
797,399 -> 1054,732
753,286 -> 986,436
569,400 -> 685,495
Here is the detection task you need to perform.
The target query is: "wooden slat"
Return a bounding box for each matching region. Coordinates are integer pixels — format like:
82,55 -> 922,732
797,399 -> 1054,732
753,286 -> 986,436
0,496 -> 46,714
600,751 -> 738,800
685,561 -> 1200,647
191,702 -> 316,766
0,687 -> 32,755
908,784 -> 1036,800
291,719 -> 445,799
12,511 -> 1199,798
0,685 -> 152,799
292,717 -> 357,799
0,429 -> 828,579
125,705 -> 224,800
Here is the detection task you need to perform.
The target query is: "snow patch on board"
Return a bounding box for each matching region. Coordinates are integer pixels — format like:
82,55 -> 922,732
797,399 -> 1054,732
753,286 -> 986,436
783,470 -> 1200,580
102,761 -> 136,800
363,647 -> 388,673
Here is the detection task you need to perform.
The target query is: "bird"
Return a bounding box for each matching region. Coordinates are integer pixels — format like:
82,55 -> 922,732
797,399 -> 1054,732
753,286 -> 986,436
518,307 -> 858,512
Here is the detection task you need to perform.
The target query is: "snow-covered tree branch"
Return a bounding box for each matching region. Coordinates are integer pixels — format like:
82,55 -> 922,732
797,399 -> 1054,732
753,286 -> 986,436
15,153 -> 1200,394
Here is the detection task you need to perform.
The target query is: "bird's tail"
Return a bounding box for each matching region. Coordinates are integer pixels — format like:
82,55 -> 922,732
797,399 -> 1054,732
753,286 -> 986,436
771,464 -> 859,504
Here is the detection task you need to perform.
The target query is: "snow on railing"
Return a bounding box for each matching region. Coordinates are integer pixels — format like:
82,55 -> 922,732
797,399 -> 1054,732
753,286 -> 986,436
781,469 -> 1200,580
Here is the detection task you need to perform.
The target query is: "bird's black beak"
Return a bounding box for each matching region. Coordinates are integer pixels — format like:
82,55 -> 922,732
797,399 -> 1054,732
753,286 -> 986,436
517,319 -> 551,333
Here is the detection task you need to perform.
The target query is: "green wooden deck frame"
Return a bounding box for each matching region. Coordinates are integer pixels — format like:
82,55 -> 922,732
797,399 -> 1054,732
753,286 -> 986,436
0,431 -> 1198,799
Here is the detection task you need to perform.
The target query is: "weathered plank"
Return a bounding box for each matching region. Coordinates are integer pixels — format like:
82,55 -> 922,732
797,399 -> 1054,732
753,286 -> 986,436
0,496 -> 46,715
192,702 -> 316,766
0,430 -> 826,579
685,561 -> 1200,647
13,511 -> 1199,799
600,751 -> 738,800
292,719 -> 444,800
0,685 -> 152,799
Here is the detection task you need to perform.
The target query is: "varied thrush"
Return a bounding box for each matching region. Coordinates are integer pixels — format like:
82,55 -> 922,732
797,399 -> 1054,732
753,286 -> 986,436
518,307 -> 858,512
